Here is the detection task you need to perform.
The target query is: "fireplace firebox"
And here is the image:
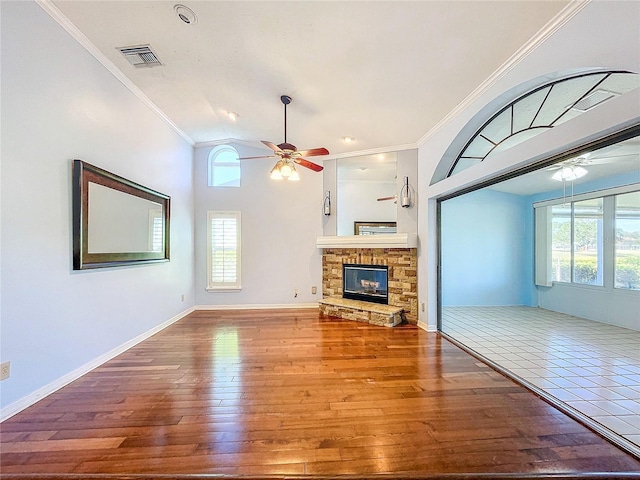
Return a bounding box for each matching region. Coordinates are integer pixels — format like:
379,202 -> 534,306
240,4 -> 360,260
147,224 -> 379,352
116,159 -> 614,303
342,264 -> 389,305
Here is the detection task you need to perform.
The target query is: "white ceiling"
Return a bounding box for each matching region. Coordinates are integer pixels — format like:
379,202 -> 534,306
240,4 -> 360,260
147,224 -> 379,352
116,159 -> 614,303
51,0 -> 569,158
490,137 -> 640,196
338,152 -> 397,182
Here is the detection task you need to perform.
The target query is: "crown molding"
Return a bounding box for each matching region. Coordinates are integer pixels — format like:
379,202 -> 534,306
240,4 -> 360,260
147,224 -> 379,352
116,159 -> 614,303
325,143 -> 418,161
195,138 -> 264,149
35,0 -> 195,147
196,139 -> 418,159
417,0 -> 591,147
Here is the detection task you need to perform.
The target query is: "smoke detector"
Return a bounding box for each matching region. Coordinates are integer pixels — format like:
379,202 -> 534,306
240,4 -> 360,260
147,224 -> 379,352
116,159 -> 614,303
118,45 -> 162,68
174,4 -> 197,24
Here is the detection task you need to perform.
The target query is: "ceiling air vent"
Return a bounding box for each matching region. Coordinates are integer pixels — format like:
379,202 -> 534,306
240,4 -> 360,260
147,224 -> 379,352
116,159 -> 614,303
118,45 -> 162,68
571,89 -> 619,112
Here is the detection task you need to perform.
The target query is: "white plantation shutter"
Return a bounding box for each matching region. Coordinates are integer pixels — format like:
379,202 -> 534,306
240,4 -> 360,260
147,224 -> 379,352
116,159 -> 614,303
151,212 -> 164,252
207,211 -> 241,289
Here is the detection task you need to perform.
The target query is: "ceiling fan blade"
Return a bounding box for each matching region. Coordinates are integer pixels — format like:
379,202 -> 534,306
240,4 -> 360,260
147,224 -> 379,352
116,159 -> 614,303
294,158 -> 324,172
238,155 -> 276,160
587,153 -> 638,164
377,196 -> 396,201
297,147 -> 329,157
262,140 -> 282,153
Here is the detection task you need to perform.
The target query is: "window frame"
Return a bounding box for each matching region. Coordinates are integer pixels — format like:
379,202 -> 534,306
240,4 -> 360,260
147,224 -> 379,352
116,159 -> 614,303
206,210 -> 242,291
447,71 -> 639,178
208,145 -> 241,188
535,183 -> 640,293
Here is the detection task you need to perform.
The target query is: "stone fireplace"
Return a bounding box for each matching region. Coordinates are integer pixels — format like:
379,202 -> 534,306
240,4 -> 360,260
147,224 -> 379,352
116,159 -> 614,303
321,247 -> 418,324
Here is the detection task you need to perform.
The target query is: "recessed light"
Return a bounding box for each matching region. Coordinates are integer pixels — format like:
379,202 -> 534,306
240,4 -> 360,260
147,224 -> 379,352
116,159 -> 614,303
342,136 -> 355,143
377,154 -> 385,160
174,4 -> 197,24
227,112 -> 239,121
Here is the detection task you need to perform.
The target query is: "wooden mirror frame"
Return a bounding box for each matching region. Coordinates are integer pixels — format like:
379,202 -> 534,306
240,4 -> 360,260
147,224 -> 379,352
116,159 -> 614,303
354,221 -> 397,235
72,159 -> 170,270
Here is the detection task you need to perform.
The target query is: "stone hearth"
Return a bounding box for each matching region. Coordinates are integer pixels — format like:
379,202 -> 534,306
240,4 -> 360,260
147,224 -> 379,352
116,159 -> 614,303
321,248 -> 417,324
319,297 -> 403,327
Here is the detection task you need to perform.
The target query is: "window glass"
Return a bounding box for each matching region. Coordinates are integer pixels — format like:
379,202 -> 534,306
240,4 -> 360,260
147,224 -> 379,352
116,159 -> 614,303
209,146 -> 240,187
573,198 -> 603,286
615,192 -> 640,290
447,72 -> 640,178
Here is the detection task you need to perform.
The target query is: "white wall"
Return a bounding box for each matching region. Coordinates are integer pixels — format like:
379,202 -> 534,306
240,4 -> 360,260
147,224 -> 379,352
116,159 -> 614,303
418,1 -> 640,330
440,189 -> 532,307
194,145 -> 323,306
396,149 -> 419,234
0,1 -> 195,413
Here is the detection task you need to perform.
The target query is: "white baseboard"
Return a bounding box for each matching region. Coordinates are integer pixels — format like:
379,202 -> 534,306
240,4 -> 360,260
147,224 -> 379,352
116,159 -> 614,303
196,303 -> 319,310
0,306 -> 195,422
417,320 -> 437,332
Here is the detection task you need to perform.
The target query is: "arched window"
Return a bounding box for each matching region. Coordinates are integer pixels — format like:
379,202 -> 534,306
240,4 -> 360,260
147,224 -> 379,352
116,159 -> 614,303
447,71 -> 640,178
208,145 -> 240,187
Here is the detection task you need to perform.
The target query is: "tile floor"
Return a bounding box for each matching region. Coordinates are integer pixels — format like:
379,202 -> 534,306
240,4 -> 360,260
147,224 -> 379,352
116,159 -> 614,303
442,306 -> 640,448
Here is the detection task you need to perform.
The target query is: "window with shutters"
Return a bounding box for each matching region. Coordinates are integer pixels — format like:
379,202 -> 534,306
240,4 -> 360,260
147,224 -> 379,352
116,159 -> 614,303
207,211 -> 241,290
149,209 -> 164,252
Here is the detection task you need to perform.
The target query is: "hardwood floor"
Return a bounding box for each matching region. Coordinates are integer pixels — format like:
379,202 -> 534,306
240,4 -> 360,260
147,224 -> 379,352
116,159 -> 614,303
2,308 -> 640,479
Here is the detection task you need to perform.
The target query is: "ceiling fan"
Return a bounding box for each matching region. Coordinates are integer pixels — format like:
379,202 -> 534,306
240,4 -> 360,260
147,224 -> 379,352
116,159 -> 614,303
546,151 -> 637,182
240,95 -> 329,180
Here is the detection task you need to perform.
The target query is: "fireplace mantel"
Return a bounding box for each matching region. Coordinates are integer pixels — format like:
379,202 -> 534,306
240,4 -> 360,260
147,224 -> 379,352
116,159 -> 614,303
316,233 -> 417,249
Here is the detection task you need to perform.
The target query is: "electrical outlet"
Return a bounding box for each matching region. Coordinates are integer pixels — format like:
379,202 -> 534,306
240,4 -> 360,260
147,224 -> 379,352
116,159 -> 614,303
421,302 -> 425,312
311,286 -> 317,295
294,288 -> 298,298
181,294 -> 185,302
0,361 -> 10,381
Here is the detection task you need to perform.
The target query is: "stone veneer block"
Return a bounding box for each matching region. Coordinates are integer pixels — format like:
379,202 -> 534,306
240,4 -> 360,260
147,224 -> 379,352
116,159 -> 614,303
319,297 -> 403,328
321,247 -> 418,324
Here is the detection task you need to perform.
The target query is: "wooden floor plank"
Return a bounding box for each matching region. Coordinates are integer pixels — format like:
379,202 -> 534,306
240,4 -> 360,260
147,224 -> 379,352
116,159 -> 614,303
2,308 -> 640,478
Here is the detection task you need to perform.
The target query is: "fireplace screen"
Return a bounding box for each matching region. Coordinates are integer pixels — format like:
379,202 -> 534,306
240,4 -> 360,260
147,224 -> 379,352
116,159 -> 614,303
342,264 -> 389,304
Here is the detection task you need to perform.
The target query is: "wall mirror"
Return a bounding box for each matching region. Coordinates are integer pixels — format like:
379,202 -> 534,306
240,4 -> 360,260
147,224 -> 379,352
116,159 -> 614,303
337,152 -> 397,235
72,159 -> 170,270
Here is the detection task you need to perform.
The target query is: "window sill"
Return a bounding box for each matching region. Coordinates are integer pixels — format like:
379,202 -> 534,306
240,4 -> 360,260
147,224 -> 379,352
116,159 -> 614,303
551,282 -> 639,295
206,286 -> 242,292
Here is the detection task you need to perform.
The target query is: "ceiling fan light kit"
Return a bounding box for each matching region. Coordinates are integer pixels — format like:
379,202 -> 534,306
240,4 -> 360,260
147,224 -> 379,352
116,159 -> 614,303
551,165 -> 588,182
269,160 -> 300,181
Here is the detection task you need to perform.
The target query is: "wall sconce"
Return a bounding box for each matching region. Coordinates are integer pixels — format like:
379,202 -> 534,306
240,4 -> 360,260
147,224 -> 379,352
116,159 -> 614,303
323,190 -> 331,216
400,176 -> 411,208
